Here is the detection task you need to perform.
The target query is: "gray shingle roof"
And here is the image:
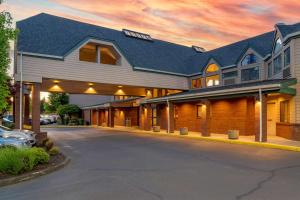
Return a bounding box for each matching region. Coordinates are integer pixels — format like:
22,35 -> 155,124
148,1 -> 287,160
277,23 -> 300,39
17,13 -> 300,76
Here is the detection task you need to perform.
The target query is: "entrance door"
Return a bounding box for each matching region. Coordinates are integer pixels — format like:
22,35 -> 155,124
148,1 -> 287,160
267,103 -> 276,136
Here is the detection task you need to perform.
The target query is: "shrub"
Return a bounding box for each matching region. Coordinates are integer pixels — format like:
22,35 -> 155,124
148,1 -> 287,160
0,148 -> 24,175
45,139 -> 54,151
49,146 -> 60,156
78,118 -> 84,125
0,147 -> 49,175
68,118 -> 79,126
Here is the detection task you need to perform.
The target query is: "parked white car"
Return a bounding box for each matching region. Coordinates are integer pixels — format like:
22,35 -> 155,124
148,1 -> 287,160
0,126 -> 37,146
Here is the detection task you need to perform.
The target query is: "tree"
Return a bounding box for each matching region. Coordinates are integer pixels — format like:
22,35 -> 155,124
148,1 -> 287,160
0,1 -> 18,122
57,104 -> 80,124
44,93 -> 69,113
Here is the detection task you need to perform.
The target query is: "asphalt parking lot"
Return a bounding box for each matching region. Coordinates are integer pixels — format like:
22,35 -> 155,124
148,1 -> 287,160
1,127 -> 300,200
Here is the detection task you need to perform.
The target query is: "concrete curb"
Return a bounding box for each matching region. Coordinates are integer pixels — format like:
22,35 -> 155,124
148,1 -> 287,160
0,156 -> 71,187
42,125 -> 95,128
99,127 -> 300,152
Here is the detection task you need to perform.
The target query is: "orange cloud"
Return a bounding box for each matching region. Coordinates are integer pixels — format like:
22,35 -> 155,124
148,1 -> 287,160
5,0 -> 300,50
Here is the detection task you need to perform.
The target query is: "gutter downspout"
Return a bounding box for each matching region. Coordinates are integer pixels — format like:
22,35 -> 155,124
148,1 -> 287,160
259,88 -> 263,142
19,52 -> 23,131
167,99 -> 170,133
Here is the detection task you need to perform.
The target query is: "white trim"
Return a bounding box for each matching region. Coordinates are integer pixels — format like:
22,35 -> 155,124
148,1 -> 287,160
263,54 -> 271,61
282,31 -> 300,43
259,88 -> 263,142
221,65 -> 236,70
17,51 -> 63,59
143,84 -> 281,103
134,66 -> 189,77
19,52 -> 23,131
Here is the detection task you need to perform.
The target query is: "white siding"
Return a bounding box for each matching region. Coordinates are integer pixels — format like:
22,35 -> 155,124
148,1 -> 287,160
16,42 -> 189,90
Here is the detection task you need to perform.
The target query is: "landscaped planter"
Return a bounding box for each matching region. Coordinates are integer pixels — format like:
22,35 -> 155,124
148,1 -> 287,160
153,126 -> 160,132
180,127 -> 188,135
228,130 -> 239,139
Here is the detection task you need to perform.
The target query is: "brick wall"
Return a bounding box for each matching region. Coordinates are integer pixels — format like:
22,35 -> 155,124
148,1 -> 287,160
114,107 -> 139,127
174,102 -> 202,132
91,110 -> 98,125
210,98 -> 256,135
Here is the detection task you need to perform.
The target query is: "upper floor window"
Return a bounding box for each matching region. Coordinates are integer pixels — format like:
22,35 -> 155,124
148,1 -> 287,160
191,78 -> 201,89
206,75 -> 220,87
273,55 -> 282,74
79,44 -> 97,63
222,71 -> 237,79
284,47 -> 291,67
79,43 -> 120,65
241,54 -> 257,66
206,63 -> 219,73
241,67 -> 259,81
274,38 -> 282,54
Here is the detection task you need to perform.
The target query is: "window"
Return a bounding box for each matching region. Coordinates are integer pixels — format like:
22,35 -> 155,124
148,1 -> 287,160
100,47 -> 117,65
196,105 -> 203,118
191,78 -> 201,88
284,47 -> 290,67
206,64 -> 219,73
123,29 -> 152,41
267,62 -> 272,78
79,44 -> 97,62
273,55 -> 282,74
206,75 -> 220,87
241,54 -> 257,66
274,38 -> 282,54
280,100 -> 290,123
241,67 -> 259,81
222,71 -> 237,79
152,108 -> 157,126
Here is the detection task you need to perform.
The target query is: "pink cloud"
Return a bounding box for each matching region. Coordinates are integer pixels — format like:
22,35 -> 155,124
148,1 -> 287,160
6,0 -> 300,50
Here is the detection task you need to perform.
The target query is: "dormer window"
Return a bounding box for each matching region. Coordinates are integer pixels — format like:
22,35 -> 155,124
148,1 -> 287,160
274,38 -> 282,54
205,63 -> 220,87
79,42 -> 120,65
241,54 -> 257,66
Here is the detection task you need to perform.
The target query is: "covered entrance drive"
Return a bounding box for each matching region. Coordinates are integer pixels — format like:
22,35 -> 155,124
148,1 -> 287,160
14,77 -> 180,142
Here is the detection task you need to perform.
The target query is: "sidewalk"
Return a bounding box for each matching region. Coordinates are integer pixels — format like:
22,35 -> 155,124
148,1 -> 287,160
97,126 -> 300,152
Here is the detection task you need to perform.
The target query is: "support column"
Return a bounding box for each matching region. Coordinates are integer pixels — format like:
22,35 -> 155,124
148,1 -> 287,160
24,94 -> 30,125
201,100 -> 211,137
14,82 -> 22,129
96,110 -> 99,126
167,101 -> 175,133
108,107 -> 115,128
31,83 -> 40,133
255,91 -> 267,142
144,104 -> 152,131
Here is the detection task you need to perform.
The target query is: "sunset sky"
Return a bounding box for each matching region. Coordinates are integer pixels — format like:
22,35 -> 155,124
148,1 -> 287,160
2,0 -> 300,50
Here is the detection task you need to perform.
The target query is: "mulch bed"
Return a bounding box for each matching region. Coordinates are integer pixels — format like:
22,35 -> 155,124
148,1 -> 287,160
0,153 -> 65,180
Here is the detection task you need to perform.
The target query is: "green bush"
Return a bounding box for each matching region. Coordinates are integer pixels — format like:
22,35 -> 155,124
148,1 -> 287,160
0,147 -> 49,175
49,146 -> 60,156
45,139 -> 54,151
68,118 -> 79,126
78,118 -> 84,125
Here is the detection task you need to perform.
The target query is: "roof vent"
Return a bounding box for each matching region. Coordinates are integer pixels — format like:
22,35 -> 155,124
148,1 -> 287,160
192,45 -> 206,53
276,22 -> 285,26
122,29 -> 153,41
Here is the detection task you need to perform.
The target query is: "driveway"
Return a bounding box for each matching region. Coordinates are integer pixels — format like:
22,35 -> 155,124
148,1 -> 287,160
1,128 -> 300,200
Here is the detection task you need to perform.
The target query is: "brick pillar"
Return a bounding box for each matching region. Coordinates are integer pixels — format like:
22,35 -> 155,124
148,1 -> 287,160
32,83 -> 47,143
24,94 -> 30,125
139,106 -> 144,130
201,100 -> 211,137
108,107 -> 115,127
31,83 -> 40,133
144,104 -> 152,131
255,94 -> 267,142
14,82 -> 22,129
168,102 -> 175,133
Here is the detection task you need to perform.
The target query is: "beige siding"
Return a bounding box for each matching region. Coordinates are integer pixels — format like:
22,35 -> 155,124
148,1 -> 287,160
16,42 -> 189,90
293,38 -> 300,123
